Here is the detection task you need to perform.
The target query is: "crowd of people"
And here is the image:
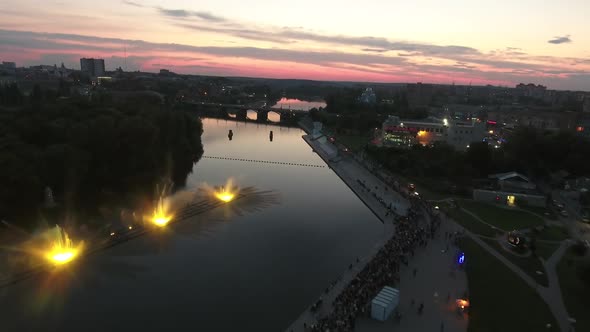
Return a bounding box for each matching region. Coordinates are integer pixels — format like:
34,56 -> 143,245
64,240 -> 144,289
308,205 -> 435,332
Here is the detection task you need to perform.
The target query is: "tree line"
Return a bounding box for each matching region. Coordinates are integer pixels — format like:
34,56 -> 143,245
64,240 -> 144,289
366,128 -> 590,194
0,93 -> 204,227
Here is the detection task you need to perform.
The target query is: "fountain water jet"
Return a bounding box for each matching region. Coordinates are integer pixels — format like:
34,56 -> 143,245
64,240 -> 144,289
147,183 -> 174,227
45,225 -> 83,266
212,178 -> 239,203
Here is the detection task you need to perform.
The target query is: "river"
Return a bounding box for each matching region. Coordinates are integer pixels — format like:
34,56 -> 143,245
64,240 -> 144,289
271,98 -> 326,111
0,118 -> 382,332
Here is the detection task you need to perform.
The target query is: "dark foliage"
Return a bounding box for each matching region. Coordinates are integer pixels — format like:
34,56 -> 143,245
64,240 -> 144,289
0,98 -> 203,226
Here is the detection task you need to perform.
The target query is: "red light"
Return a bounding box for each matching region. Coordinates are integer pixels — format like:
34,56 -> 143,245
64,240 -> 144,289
576,126 -> 584,132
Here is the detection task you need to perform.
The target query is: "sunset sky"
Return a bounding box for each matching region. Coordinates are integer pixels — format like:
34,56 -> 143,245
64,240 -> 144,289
0,0 -> 589,90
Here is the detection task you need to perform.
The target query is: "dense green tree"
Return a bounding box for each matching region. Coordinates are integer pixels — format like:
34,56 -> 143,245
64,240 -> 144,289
0,98 -> 204,226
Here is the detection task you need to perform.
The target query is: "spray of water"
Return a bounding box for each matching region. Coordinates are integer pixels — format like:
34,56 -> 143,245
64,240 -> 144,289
147,182 -> 174,227
201,178 -> 240,203
44,225 -> 83,265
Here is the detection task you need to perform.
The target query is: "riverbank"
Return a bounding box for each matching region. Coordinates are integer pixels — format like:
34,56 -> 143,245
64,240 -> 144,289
284,134 -> 405,331
286,131 -> 467,332
302,135 -> 410,221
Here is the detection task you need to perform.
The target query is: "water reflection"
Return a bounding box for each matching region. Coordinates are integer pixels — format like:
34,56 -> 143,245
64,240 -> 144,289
271,97 -> 326,111
0,118 -> 383,332
246,109 -> 257,121
267,111 -> 280,123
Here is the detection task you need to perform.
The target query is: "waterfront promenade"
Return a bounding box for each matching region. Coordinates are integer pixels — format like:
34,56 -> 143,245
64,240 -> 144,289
285,133 -> 467,332
284,135 -> 400,332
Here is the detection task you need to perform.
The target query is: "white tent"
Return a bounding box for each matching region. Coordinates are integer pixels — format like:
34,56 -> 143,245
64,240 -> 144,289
371,286 -> 399,322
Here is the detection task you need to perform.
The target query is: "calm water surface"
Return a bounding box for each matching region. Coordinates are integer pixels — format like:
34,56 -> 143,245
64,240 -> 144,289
0,118 -> 382,332
271,97 -> 326,111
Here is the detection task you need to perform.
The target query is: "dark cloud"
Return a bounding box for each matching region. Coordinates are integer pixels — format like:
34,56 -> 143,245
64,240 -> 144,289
174,22 -> 479,57
194,12 -> 225,22
177,23 -> 290,44
158,8 -> 190,17
362,48 -> 389,53
121,0 -> 144,7
548,35 -> 572,44
277,29 -> 480,56
0,29 -> 407,68
1,29 -> 588,90
157,7 -> 225,22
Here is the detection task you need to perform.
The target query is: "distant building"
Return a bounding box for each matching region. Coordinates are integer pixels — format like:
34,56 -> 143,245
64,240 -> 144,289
80,58 -> 105,77
488,108 -> 581,131
0,61 -> 17,74
474,172 -> 546,207
381,115 -> 485,151
1,61 -> 16,69
358,88 -> 376,104
516,83 -> 547,99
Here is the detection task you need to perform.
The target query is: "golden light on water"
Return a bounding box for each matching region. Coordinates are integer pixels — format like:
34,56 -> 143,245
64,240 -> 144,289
215,191 -> 235,202
152,214 -> 171,227
149,187 -> 173,227
45,226 -> 82,266
212,178 -> 238,203
51,251 -> 76,264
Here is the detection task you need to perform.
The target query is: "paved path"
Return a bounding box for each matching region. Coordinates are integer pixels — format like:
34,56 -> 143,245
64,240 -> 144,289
284,222 -> 395,332
297,122 -> 573,331
285,136 -> 409,332
303,135 -> 410,219
287,134 -> 467,332
355,218 -> 468,332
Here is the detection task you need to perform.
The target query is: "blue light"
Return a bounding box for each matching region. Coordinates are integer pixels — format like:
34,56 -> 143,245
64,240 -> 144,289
458,252 -> 465,265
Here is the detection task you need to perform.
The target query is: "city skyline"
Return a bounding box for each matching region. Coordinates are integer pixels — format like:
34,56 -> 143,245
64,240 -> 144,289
0,0 -> 589,90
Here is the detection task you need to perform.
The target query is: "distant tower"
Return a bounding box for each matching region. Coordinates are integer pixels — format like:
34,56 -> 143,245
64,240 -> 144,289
80,58 -> 105,77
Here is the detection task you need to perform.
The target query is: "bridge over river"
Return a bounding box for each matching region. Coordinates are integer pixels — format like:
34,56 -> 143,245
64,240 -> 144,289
179,101 -> 309,124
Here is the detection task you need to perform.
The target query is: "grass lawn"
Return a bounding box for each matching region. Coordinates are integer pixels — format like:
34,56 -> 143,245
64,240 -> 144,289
535,243 -> 561,260
557,249 -> 590,332
520,205 -> 558,220
458,237 -> 558,332
331,133 -> 369,153
531,226 -> 568,260
460,200 -> 545,230
482,238 -> 549,287
536,226 -> 569,242
442,203 -> 498,237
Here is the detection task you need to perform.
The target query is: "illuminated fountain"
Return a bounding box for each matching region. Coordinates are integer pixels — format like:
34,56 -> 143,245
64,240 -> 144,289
146,185 -> 173,227
213,178 -> 239,203
215,188 -> 236,203
45,225 -> 83,266
149,190 -> 173,227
